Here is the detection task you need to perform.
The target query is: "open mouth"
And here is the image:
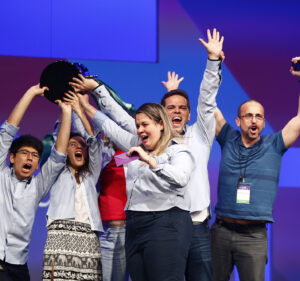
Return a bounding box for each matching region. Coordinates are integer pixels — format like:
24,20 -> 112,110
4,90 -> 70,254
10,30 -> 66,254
75,151 -> 83,161
141,135 -> 148,143
23,163 -> 32,172
250,125 -> 258,135
172,116 -> 182,125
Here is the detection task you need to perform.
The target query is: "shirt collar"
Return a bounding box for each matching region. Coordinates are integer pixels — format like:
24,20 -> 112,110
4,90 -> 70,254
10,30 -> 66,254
238,135 -> 263,149
10,168 -> 32,184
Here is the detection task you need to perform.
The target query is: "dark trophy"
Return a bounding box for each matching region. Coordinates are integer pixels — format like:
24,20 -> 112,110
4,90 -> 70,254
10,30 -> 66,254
40,61 -> 80,103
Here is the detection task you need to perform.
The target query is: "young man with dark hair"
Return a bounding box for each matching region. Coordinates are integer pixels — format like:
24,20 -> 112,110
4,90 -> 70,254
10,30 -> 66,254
0,84 -> 71,281
161,89 -> 191,111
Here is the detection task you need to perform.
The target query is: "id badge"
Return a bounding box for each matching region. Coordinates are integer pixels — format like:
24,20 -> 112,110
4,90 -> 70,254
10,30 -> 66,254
236,182 -> 251,204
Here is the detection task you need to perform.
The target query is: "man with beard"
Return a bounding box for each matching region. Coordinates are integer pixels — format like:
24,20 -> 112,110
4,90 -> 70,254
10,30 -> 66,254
212,89 -> 300,281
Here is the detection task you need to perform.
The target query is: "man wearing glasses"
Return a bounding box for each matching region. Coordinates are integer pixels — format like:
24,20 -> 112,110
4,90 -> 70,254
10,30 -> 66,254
0,84 -> 70,281
213,94 -> 300,281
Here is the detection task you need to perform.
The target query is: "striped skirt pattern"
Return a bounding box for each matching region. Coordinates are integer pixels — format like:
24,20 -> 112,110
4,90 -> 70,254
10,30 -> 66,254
42,220 -> 102,281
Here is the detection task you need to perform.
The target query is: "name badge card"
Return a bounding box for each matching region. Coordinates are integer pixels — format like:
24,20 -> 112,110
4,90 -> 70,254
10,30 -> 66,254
236,182 -> 251,204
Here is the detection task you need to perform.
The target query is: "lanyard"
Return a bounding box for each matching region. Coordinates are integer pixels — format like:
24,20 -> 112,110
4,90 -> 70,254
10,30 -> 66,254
238,143 -> 253,183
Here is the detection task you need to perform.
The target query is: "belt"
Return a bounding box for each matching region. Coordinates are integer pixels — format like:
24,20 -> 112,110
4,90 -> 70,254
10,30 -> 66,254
216,218 -> 266,233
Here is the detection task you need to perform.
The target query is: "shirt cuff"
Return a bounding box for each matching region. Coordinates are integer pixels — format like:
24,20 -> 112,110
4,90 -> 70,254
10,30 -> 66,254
92,85 -> 110,108
205,59 -> 221,72
92,85 -> 108,98
50,147 -> 67,163
86,134 -> 97,146
2,121 -> 19,137
151,155 -> 167,172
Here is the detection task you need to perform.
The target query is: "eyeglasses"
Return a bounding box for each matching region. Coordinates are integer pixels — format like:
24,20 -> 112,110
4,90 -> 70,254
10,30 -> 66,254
68,141 -> 87,148
239,113 -> 265,121
17,149 -> 40,159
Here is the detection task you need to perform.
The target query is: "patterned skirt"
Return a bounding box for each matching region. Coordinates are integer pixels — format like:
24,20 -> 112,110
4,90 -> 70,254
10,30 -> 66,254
42,220 -> 102,281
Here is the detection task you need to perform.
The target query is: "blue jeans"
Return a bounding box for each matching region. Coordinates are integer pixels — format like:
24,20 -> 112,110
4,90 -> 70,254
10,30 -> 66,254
125,207 -> 193,281
211,219 -> 268,281
185,221 -> 213,281
100,225 -> 129,281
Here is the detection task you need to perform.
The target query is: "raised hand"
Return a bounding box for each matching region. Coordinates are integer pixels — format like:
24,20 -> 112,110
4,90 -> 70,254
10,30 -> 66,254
290,57 -> 300,77
161,71 -> 184,91
55,99 -> 72,114
7,84 -> 49,127
199,28 -> 224,61
77,92 -> 90,107
63,91 -> 82,115
69,74 -> 99,93
26,84 -> 49,97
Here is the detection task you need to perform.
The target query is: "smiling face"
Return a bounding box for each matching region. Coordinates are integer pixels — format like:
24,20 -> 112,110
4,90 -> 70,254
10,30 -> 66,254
10,146 -> 40,180
136,113 -> 164,151
163,95 -> 190,133
236,101 -> 265,147
67,136 -> 88,172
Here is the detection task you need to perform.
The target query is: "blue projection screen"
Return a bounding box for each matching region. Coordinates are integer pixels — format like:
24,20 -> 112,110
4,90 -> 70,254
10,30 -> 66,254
0,0 -> 157,62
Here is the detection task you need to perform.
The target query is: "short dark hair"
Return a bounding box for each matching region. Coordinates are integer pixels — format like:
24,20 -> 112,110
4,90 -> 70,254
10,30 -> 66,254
160,89 -> 190,111
10,135 -> 43,157
237,100 -> 264,117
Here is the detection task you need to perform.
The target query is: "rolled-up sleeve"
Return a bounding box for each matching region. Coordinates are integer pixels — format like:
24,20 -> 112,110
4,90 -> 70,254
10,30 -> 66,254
0,121 -> 20,169
151,144 -> 195,188
93,110 -> 139,151
37,147 -> 66,199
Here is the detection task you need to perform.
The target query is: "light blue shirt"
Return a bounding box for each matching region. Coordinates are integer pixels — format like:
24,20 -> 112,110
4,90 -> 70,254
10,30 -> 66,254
90,59 -> 222,214
0,121 -> 66,265
92,111 -> 195,212
46,134 -> 104,232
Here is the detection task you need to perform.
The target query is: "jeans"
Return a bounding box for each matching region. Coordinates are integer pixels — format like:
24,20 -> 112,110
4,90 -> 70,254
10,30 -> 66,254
125,207 -> 193,281
185,221 -> 213,281
211,219 -> 268,281
0,260 -> 30,281
100,225 -> 129,281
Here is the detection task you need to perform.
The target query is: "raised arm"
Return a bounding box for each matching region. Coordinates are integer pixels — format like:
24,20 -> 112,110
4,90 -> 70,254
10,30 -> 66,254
196,28 -> 224,144
77,94 -> 139,151
70,74 -> 136,134
55,100 -> 71,155
215,107 -> 226,137
282,95 -> 300,148
35,100 -> 71,199
7,84 -> 48,127
64,91 -> 94,136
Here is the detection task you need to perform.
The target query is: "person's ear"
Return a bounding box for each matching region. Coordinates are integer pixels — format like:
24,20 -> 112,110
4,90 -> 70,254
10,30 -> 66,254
236,116 -> 241,127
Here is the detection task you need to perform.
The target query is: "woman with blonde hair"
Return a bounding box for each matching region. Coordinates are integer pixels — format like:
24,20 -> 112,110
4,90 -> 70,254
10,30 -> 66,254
75,92 -> 194,281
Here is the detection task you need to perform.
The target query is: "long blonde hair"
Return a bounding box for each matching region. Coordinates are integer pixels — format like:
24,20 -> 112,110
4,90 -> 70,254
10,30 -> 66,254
136,103 -> 177,156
